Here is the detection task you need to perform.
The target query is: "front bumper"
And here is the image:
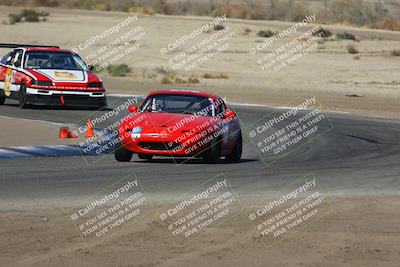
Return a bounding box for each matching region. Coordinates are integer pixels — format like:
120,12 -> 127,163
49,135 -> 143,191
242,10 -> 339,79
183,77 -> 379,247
26,87 -> 107,108
121,132 -> 209,157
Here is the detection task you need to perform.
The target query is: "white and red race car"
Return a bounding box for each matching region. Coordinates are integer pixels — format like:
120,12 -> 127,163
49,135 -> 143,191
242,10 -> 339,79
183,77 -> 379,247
0,44 -> 107,109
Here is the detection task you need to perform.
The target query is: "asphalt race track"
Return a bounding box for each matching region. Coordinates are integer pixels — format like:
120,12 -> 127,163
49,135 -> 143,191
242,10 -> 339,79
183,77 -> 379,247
1,96 -> 399,209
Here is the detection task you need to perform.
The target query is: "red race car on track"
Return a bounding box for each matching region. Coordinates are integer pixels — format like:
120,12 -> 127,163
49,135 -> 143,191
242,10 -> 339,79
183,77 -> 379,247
0,44 -> 106,109
115,90 -> 242,163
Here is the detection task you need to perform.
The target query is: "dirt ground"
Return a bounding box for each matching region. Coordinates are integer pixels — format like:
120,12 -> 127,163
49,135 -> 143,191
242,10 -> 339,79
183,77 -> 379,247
0,197 -> 399,267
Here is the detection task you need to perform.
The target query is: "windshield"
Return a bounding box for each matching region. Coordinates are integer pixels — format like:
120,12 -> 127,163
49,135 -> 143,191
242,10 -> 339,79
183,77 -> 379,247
24,52 -> 88,71
141,94 -> 216,116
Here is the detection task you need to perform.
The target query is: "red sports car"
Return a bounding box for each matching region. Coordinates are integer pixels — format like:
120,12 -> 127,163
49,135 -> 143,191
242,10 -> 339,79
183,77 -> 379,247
115,90 -> 242,163
0,44 -> 106,109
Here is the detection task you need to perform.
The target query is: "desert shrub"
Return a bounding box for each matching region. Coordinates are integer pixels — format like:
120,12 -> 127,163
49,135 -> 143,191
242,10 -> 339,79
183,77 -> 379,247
391,50 -> 400,56
243,27 -> 251,35
337,32 -> 357,41
154,66 -> 176,78
188,75 -> 200,84
7,9 -> 49,24
91,3 -> 110,11
257,30 -> 276,38
346,45 -> 359,54
173,75 -> 199,84
214,24 -> 225,31
375,18 -> 400,31
32,0 -> 58,6
161,75 -> 173,84
129,6 -> 155,15
203,73 -> 229,79
353,55 -> 361,60
329,0 -> 387,25
21,9 -> 40,21
8,13 -> 23,24
313,27 -> 332,38
175,77 -> 187,84
107,64 -> 131,77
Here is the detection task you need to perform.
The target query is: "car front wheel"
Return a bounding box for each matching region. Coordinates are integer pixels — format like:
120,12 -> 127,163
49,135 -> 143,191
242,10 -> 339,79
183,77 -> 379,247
203,137 -> 221,164
226,131 -> 242,163
115,142 -> 133,162
19,84 -> 28,109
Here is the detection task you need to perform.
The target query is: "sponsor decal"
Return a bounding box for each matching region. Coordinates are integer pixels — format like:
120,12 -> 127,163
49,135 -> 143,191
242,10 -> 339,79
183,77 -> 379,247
54,71 -> 77,80
4,68 -> 13,96
35,69 -> 85,82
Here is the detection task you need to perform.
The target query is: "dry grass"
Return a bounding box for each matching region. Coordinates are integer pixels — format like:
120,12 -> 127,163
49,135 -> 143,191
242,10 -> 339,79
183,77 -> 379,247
347,45 -> 359,54
160,75 -> 173,84
203,73 -> 229,79
391,50 -> 400,56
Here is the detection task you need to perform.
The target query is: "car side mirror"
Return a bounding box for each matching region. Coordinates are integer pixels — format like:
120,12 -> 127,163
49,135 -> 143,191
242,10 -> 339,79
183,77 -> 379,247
14,62 -> 20,68
225,109 -> 236,119
88,65 -> 94,71
128,105 -> 138,113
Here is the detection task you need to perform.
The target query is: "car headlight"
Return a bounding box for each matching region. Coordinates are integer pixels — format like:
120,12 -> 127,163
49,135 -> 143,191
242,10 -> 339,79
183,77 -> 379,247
130,127 -> 142,139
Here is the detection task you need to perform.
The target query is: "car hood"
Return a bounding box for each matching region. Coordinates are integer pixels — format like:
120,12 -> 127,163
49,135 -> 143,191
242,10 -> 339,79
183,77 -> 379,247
30,69 -> 86,82
123,112 -> 215,132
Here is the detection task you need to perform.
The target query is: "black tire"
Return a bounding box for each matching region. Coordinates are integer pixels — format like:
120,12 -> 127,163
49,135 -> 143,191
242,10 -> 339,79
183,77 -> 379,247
19,84 -> 28,109
138,153 -> 153,160
226,131 -> 242,163
115,142 -> 133,162
0,94 -> 5,105
203,137 -> 221,164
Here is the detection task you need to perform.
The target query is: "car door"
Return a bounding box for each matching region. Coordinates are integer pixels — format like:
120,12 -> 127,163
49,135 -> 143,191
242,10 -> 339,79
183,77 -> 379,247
3,51 -> 16,97
11,49 -> 25,94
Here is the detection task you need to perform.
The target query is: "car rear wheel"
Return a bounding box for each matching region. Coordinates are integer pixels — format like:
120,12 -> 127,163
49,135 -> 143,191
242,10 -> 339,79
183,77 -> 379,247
226,131 -> 242,163
138,153 -> 153,160
203,137 -> 221,164
115,142 -> 133,162
19,84 -> 28,109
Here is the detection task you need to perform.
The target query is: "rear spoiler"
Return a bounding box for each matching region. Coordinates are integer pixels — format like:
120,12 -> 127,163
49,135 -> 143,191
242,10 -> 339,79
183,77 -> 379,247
0,43 -> 60,49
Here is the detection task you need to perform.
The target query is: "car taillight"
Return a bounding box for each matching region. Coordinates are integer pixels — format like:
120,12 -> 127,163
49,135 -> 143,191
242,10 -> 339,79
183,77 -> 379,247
88,82 -> 103,88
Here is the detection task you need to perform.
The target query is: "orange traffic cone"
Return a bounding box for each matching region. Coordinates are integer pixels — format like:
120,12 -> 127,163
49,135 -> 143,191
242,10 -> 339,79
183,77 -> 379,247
85,119 -> 95,138
59,127 -> 69,139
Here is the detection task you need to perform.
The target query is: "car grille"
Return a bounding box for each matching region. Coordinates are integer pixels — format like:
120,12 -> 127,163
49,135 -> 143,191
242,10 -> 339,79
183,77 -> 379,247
139,142 -> 181,151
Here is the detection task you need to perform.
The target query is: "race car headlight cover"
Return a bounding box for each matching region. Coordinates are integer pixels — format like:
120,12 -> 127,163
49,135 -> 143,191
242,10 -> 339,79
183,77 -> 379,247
130,127 -> 142,139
